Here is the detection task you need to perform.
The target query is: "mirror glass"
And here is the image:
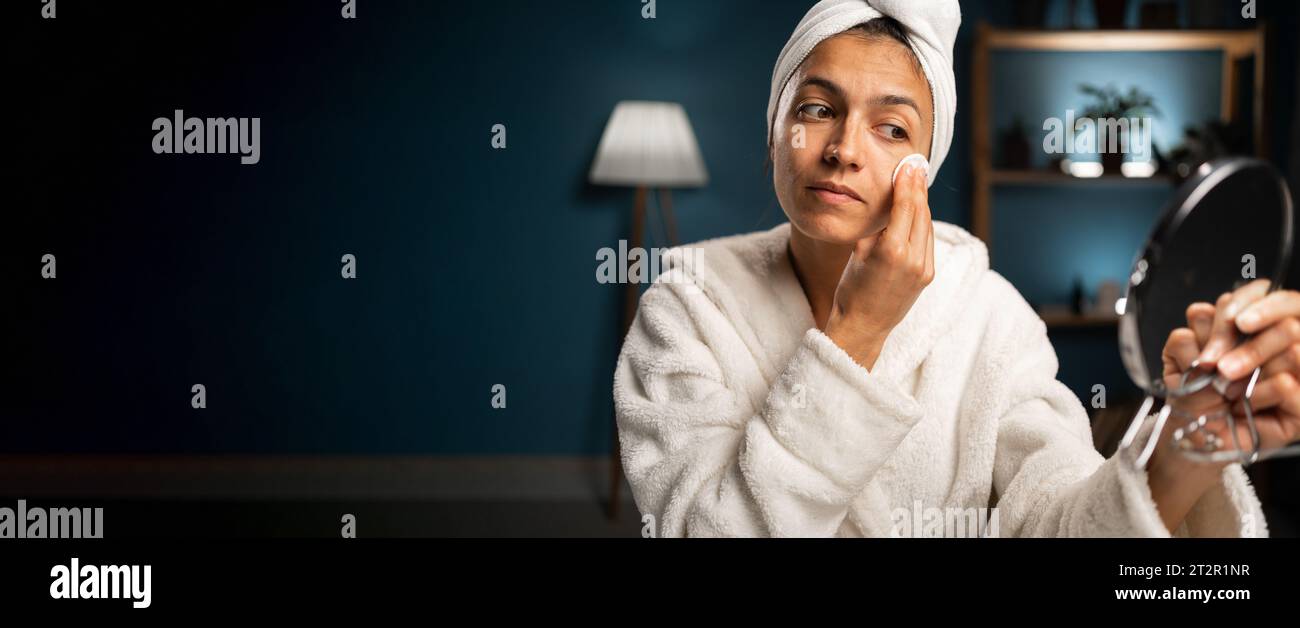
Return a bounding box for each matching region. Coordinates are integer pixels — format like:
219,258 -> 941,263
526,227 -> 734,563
1120,158 -> 1293,396
1118,157 -> 1295,464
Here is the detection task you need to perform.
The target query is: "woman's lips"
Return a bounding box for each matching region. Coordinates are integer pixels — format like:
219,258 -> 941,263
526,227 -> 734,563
809,186 -> 859,205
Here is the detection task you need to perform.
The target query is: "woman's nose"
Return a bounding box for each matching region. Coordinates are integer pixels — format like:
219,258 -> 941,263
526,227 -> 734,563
823,122 -> 865,171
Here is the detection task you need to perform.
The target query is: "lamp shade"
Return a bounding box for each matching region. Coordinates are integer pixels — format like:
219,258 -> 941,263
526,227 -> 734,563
588,100 -> 709,188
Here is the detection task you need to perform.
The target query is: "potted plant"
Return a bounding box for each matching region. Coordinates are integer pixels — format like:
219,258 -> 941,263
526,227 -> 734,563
1078,83 -> 1162,174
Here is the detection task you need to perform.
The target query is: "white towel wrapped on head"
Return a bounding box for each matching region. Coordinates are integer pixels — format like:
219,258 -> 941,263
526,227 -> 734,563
766,0 -> 961,188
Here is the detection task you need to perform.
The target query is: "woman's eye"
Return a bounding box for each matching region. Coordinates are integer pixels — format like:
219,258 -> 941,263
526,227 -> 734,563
797,104 -> 833,120
880,124 -> 909,141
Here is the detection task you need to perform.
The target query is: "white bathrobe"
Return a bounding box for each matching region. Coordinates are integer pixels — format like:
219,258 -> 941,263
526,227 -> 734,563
613,221 -> 1268,537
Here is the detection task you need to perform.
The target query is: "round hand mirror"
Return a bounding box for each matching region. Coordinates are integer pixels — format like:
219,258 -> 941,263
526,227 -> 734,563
1117,157 -> 1296,468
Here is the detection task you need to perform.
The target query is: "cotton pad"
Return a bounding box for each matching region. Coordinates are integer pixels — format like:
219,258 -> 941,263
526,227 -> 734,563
892,153 -> 930,186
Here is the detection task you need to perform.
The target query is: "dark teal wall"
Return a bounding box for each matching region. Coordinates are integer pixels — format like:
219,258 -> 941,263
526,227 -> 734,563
8,0 -> 1296,454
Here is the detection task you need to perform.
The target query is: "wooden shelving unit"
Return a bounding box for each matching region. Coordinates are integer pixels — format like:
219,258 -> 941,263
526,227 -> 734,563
971,24 -> 1268,327
989,169 -> 1176,187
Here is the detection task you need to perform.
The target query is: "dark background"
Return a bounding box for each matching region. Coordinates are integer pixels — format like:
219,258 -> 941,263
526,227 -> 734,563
5,0 -> 1299,515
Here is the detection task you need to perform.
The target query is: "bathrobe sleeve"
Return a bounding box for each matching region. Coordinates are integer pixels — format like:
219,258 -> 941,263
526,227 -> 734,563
988,275 -> 1268,538
613,279 -> 925,537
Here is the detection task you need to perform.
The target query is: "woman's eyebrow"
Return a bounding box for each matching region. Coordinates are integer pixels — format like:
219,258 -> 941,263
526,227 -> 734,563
798,75 -> 847,100
798,75 -> 921,119
870,94 -> 922,120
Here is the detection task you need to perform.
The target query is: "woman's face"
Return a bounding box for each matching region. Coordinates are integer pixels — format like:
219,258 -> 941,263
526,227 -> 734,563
771,33 -> 934,246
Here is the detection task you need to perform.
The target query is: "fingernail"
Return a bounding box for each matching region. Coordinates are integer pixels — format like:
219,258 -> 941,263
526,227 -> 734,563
1220,354 -> 1243,378
1225,301 -> 1242,319
1238,309 -> 1260,329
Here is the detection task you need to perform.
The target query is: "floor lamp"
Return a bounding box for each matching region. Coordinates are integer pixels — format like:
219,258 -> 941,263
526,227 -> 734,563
589,101 -> 709,520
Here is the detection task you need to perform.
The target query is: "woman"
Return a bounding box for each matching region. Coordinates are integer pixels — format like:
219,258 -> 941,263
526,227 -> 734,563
613,0 -> 1299,537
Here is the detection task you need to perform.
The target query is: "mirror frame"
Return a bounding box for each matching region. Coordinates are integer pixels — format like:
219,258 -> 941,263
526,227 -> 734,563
1118,157 -> 1294,398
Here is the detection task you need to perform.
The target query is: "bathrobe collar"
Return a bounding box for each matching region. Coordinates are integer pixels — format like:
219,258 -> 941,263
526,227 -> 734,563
690,221 -> 990,384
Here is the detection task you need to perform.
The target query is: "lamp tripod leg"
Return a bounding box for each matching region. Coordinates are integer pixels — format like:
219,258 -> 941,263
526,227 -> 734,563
610,186 -> 648,522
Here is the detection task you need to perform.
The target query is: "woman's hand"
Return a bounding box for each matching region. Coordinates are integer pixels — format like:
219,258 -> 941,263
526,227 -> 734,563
1199,281 -> 1300,452
1148,303 -> 1233,533
1158,279 -> 1300,454
1146,280 -> 1300,533
824,161 -> 934,370
1160,301 -> 1228,440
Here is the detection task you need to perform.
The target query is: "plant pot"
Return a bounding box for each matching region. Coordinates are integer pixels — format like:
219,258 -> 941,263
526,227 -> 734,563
1094,0 -> 1128,29
1102,152 -> 1125,175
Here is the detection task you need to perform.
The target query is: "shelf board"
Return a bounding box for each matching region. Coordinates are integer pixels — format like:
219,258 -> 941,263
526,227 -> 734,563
1039,311 -> 1121,328
982,28 -> 1261,55
987,169 -> 1177,187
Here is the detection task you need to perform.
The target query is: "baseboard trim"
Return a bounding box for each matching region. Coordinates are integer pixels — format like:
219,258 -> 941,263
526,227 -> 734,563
0,455 -> 636,502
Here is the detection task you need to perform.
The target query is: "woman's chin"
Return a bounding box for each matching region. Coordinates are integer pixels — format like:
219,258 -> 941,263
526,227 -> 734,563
787,205 -> 875,246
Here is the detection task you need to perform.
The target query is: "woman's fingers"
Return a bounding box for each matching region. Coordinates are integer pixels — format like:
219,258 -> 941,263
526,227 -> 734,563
1187,411 -> 1299,457
1168,287 -> 1300,456
1248,414 -> 1300,451
1218,316 -> 1300,380
1198,292 -> 1240,364
1174,385 -> 1231,417
1232,372 -> 1300,415
907,164 -> 929,248
1261,343 -> 1300,380
905,165 -> 933,282
1163,327 -> 1201,375
922,210 -> 934,284
1198,280 -> 1271,365
881,163 -> 920,256
1236,290 -> 1300,334
1186,302 -> 1215,348
1164,327 -> 1226,414
1228,279 -> 1274,316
